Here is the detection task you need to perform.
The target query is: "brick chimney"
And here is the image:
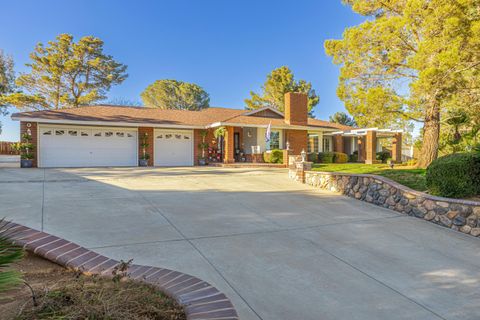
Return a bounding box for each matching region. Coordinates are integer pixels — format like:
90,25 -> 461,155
284,92 -> 308,126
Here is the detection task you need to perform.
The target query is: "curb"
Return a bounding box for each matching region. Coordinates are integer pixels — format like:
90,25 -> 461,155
3,222 -> 239,320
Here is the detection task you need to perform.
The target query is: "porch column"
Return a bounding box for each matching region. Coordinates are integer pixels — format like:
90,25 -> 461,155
333,134 -> 344,153
357,136 -> 365,162
392,132 -> 402,163
224,126 -> 235,163
365,130 -> 377,164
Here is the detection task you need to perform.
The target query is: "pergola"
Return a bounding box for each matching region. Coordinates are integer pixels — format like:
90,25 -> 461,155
331,128 -> 403,164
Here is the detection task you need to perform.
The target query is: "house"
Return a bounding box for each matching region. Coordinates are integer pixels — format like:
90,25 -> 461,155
11,93 -> 402,168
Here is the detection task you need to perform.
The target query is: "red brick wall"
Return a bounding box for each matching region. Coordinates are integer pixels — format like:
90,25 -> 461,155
285,129 -> 307,155
138,127 -> 154,166
284,92 -> 308,126
358,136 -> 366,162
20,121 -> 38,167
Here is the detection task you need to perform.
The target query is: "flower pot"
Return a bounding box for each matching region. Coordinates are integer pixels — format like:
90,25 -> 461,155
20,159 -> 33,168
198,158 -> 207,166
139,159 -> 149,167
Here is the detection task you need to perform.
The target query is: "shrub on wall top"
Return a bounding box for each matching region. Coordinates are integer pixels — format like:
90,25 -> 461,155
263,149 -> 283,164
318,152 -> 335,163
307,152 -> 318,163
426,153 -> 480,198
333,152 -> 348,163
376,151 -> 391,163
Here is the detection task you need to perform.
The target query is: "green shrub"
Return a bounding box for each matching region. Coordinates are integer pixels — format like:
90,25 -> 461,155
426,153 -> 480,198
333,152 -> 348,163
349,151 -> 358,162
318,152 -> 335,163
307,152 -> 318,163
376,151 -> 391,163
263,149 -> 283,164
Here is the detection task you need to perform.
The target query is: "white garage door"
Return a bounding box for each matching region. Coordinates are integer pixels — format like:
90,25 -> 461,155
39,126 -> 137,168
154,129 -> 193,166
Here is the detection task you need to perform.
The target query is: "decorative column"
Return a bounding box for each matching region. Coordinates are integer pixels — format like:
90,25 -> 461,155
288,158 -> 312,183
365,130 -> 377,164
357,136 -> 365,162
392,132 -> 402,163
223,126 -> 235,163
333,134 -> 344,153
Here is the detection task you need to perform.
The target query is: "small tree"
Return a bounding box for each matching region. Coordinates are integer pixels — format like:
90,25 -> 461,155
13,133 -> 35,160
198,130 -> 209,160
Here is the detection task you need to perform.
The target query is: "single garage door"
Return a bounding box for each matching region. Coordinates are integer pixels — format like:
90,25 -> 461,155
154,129 -> 193,166
39,126 -> 137,168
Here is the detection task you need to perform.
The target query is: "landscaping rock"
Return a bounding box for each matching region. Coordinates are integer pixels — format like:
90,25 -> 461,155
453,215 -> 466,226
460,225 -> 472,234
439,215 -> 452,227
470,228 -> 480,237
424,211 -> 436,221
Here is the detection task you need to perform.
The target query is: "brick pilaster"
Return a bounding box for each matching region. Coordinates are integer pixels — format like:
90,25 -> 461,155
20,121 -> 38,167
392,132 -> 402,163
333,135 -> 344,153
138,127 -> 154,166
365,130 -> 377,164
223,126 -> 235,163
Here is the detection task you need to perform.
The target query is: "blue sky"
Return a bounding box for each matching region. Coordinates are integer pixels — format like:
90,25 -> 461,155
0,0 -> 365,141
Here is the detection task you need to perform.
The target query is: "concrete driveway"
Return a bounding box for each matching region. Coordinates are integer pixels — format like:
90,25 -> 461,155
1,167 -> 479,320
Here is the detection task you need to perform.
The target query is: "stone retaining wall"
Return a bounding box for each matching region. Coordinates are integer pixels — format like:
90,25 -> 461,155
291,168 -> 480,237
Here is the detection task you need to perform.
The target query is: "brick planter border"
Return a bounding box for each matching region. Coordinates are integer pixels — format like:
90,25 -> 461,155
289,165 -> 480,237
3,222 -> 238,320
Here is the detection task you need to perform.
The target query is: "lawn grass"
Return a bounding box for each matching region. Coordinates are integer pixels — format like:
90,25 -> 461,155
312,163 -> 427,192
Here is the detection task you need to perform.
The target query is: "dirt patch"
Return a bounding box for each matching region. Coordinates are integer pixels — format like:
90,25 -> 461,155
0,252 -> 186,320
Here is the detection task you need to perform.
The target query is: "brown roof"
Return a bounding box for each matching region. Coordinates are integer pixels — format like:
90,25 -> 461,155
12,105 -> 351,130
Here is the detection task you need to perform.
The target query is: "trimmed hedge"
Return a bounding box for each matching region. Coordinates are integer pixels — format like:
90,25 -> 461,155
308,152 -> 318,163
426,153 -> 480,198
349,151 -> 358,162
318,152 -> 335,163
263,149 -> 283,164
333,152 -> 348,163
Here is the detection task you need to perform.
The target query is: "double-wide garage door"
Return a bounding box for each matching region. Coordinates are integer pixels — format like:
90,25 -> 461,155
39,125 -> 138,168
38,125 -> 194,168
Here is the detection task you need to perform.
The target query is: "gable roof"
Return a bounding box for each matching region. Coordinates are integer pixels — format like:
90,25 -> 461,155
11,105 -> 352,131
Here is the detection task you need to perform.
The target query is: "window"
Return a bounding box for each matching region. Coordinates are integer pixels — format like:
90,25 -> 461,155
269,131 -> 280,150
55,130 -> 65,136
156,135 -> 163,139
116,132 -> 125,137
322,137 -> 331,152
175,134 -> 181,139
93,131 -> 102,137
105,131 -> 113,137
184,135 -> 190,140
81,131 -> 89,137
165,134 -> 172,139
42,130 -> 52,136
68,130 -> 78,136
308,134 -> 319,153
127,133 -> 134,138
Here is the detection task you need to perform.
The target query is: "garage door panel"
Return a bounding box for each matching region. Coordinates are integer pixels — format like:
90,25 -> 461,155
39,126 -> 137,168
154,130 -> 193,166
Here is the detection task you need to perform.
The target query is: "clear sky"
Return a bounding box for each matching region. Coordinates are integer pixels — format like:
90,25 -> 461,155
0,0 -> 365,141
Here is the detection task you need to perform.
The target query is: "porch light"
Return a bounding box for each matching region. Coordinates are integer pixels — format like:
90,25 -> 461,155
286,141 -> 290,151
301,149 -> 306,162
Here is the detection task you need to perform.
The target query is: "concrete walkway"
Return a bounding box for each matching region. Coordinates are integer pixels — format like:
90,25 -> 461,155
1,167 -> 479,320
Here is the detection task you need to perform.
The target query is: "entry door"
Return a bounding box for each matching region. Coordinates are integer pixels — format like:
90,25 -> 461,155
154,129 -> 193,166
39,126 -> 137,167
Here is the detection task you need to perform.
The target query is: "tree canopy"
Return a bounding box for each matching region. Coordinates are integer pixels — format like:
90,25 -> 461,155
329,111 -> 357,127
0,50 -> 15,133
245,66 -> 319,116
2,34 -> 127,111
141,79 -> 210,110
325,0 -> 480,167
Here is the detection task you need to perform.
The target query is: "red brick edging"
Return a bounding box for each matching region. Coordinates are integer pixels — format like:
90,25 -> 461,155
3,222 -> 239,320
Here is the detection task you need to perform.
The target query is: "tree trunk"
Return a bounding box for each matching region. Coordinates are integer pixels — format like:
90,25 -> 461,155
417,101 -> 440,168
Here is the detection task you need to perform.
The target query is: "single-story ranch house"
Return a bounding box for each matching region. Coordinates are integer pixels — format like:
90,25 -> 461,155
11,93 -> 402,168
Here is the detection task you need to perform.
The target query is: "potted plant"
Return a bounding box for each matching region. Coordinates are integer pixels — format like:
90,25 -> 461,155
139,133 -> 150,167
198,130 -> 209,165
13,133 -> 35,168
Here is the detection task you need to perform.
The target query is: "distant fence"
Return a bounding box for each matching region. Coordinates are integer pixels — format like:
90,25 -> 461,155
0,141 -> 19,155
